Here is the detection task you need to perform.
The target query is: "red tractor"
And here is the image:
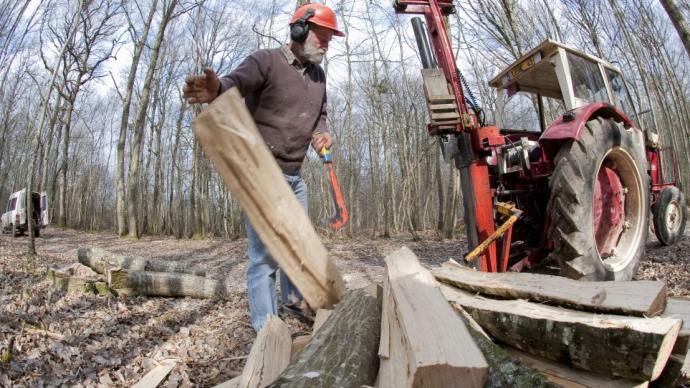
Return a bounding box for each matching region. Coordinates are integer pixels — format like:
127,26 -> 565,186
395,0 -> 687,280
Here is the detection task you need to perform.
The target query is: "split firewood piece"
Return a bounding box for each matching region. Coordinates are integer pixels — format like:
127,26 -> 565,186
78,247 -> 206,276
452,306 -> 558,388
661,296 -> 690,354
108,269 -> 226,299
269,286 -> 381,388
312,309 -> 332,333
433,262 -> 666,316
441,284 -> 682,381
239,315 -> 292,388
650,354 -> 687,388
132,359 -> 177,388
377,247 -> 488,388
192,87 -> 345,309
289,335 -> 311,361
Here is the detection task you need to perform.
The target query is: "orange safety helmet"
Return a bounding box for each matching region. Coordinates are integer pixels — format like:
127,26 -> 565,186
290,3 -> 345,37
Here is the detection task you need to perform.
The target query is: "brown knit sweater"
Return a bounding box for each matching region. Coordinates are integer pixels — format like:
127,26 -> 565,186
218,45 -> 328,173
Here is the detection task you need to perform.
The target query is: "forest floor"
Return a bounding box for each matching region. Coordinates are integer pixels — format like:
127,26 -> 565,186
1,227 -> 688,387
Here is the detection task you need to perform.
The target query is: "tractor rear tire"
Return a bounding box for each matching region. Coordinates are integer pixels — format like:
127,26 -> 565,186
547,117 -> 649,281
653,186 -> 687,245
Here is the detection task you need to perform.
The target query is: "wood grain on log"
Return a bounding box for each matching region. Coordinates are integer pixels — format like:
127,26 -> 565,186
441,285 -> 681,381
192,88 -> 345,309
378,247 -> 488,388
433,262 -> 666,316
239,315 -> 291,388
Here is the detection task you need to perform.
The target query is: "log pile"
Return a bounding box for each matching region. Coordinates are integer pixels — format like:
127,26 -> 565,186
47,247 -> 223,299
223,247 -> 689,388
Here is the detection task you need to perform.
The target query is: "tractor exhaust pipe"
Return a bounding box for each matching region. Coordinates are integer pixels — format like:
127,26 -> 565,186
411,17 -> 436,69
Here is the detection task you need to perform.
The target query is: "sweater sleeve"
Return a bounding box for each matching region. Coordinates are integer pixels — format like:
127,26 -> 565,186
218,52 -> 266,97
313,89 -> 329,134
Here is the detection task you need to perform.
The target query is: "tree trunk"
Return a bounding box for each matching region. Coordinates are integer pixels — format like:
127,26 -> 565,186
127,1 -> 176,239
116,0 -> 158,237
660,0 -> 690,58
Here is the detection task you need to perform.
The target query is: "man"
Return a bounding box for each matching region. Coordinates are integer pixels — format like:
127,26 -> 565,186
183,3 -> 345,331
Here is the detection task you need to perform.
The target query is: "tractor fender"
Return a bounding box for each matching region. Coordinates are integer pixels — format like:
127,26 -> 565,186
540,102 -> 638,142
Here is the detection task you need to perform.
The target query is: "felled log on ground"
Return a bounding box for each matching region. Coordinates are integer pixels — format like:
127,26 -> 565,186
239,315 -> 292,388
662,296 -> 690,354
192,88 -> 345,309
452,306 -> 557,388
46,264 -> 115,296
433,261 -> 666,316
441,284 -> 681,381
108,269 -> 226,299
78,247 -> 206,276
268,286 -> 381,388
377,247 -> 488,388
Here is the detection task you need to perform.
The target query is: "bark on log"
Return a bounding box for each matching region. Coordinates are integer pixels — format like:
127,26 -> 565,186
504,347 -> 648,388
650,354 -> 687,388
78,246 -> 206,276
192,88 -> 345,309
661,296 -> 690,354
268,286 -> 381,388
453,306 -> 558,388
433,261 -> 666,316
46,266 -> 115,296
108,269 -> 226,299
239,315 -> 291,388
377,248 -> 488,388
440,284 -> 682,381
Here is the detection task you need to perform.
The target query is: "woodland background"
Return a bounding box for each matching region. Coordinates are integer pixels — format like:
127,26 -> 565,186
1,0 -> 689,244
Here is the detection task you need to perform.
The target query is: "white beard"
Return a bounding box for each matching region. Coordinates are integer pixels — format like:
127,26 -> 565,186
302,40 -> 325,65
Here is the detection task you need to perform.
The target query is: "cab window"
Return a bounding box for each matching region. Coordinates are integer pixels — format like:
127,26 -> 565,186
606,69 -> 639,126
567,53 -> 608,103
8,198 -> 17,211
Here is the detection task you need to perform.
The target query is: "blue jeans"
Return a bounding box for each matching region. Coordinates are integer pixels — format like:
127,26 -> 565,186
246,172 -> 307,331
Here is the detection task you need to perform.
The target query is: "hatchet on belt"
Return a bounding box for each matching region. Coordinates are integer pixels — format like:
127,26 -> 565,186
319,147 -> 349,230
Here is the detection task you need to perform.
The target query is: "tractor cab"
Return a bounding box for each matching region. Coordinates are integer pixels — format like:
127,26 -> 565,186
488,40 -> 642,136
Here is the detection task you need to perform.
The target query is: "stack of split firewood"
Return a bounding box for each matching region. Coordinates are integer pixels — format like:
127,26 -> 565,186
215,247 -> 689,388
47,247 -> 224,299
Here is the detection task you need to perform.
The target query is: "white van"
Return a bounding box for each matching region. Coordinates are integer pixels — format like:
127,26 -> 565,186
1,189 -> 49,237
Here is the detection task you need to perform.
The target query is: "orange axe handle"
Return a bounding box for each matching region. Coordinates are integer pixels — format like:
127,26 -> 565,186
320,148 -> 349,230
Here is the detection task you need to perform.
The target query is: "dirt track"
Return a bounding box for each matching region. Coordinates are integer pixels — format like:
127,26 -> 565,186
1,227 -> 688,386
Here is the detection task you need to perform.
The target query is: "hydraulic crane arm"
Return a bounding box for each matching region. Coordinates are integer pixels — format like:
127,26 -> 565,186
395,0 -> 500,272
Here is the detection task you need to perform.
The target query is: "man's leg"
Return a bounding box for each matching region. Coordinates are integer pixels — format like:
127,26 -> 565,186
245,215 -> 279,331
280,173 -> 307,305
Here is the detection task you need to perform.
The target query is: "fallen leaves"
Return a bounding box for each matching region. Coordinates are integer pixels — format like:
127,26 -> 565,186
0,227 -> 687,386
